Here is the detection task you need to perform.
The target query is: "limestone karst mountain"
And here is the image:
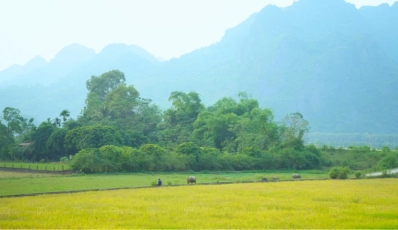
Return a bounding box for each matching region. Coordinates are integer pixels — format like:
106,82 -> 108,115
1,0 -> 398,134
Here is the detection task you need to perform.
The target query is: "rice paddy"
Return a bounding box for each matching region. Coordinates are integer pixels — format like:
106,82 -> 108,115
0,170 -> 329,196
1,179 -> 397,228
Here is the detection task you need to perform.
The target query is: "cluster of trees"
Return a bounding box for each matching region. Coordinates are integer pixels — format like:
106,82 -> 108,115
321,145 -> 398,171
1,70 -> 396,172
0,107 -> 35,160
70,143 -> 322,173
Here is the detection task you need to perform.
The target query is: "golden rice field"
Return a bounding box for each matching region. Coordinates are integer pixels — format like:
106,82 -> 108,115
1,179 -> 397,229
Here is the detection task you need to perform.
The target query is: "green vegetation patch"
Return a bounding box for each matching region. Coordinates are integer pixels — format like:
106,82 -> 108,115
0,162 -> 70,171
0,170 -> 329,196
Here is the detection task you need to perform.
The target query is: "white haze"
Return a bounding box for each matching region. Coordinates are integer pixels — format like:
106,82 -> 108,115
0,0 -> 396,71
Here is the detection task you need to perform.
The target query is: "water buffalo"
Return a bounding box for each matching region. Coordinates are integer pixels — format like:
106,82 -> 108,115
187,176 -> 196,184
292,174 -> 301,179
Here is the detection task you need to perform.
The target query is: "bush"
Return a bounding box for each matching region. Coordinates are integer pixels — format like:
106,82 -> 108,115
354,171 -> 362,179
60,156 -> 69,162
329,166 -> 350,179
70,148 -> 101,173
377,154 -> 397,170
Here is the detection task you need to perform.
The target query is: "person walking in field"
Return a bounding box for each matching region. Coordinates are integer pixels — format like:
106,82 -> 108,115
157,178 -> 162,186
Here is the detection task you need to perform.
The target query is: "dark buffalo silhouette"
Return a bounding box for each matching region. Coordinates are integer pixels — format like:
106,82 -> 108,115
187,176 -> 196,184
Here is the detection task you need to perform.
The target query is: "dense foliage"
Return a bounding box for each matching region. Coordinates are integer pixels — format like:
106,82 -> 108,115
329,166 -> 350,179
1,70 -> 397,173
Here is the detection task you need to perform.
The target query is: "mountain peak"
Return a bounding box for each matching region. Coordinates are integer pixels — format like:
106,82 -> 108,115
51,43 -> 95,63
289,0 -> 357,13
128,44 -> 159,62
99,43 -> 130,56
293,0 -> 349,6
99,43 -> 158,62
24,55 -> 47,67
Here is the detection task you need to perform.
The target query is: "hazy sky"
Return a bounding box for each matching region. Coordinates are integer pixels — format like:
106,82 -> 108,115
0,0 -> 396,71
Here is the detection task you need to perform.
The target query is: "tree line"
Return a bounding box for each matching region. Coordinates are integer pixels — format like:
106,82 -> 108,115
0,70 -> 396,172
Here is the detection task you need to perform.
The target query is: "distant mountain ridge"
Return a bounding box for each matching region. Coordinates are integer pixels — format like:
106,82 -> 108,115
1,1 -> 398,134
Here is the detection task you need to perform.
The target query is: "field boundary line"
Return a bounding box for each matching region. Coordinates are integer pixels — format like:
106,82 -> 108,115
0,178 -> 331,198
0,167 -> 73,175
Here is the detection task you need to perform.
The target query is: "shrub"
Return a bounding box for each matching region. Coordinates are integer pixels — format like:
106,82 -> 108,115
64,125 -> 123,154
377,154 -> 397,170
354,171 -> 362,179
329,166 -> 350,179
60,156 -> 69,162
70,148 -> 101,173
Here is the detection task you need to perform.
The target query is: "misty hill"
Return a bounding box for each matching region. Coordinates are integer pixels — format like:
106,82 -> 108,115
1,0 -> 398,135
0,55 -> 47,84
0,43 -> 160,120
359,3 -> 398,61
142,0 -> 398,133
0,44 -> 96,86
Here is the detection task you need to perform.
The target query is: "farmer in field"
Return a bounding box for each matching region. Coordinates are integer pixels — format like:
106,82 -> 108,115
157,178 -> 162,186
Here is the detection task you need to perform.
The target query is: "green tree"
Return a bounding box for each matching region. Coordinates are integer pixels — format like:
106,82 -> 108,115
64,119 -> 82,130
30,122 -> 56,161
158,91 -> 204,146
19,117 -> 35,138
3,107 -> 23,137
232,108 -> 279,153
60,110 -> 70,125
70,148 -> 102,173
329,166 -> 350,179
81,70 -> 126,123
86,70 -> 126,102
104,84 -> 139,119
382,146 -> 391,152
64,125 -> 123,155
168,91 -> 204,125
193,111 -> 238,150
0,121 -> 12,159
140,144 -> 165,157
46,128 -> 68,159
192,95 -> 265,152
53,117 -> 61,128
273,148 -> 308,169
198,147 -> 222,170
81,70 -> 161,141
98,145 -> 124,172
377,154 -> 397,169
139,144 -> 166,171
175,142 -> 202,170
280,112 -> 309,150
1,107 -> 35,160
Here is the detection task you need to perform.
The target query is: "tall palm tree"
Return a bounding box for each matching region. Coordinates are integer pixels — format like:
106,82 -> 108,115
60,110 -> 70,124
53,117 -> 61,128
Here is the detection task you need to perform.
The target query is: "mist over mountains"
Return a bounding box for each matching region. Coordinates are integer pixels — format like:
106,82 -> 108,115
1,0 -> 398,134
